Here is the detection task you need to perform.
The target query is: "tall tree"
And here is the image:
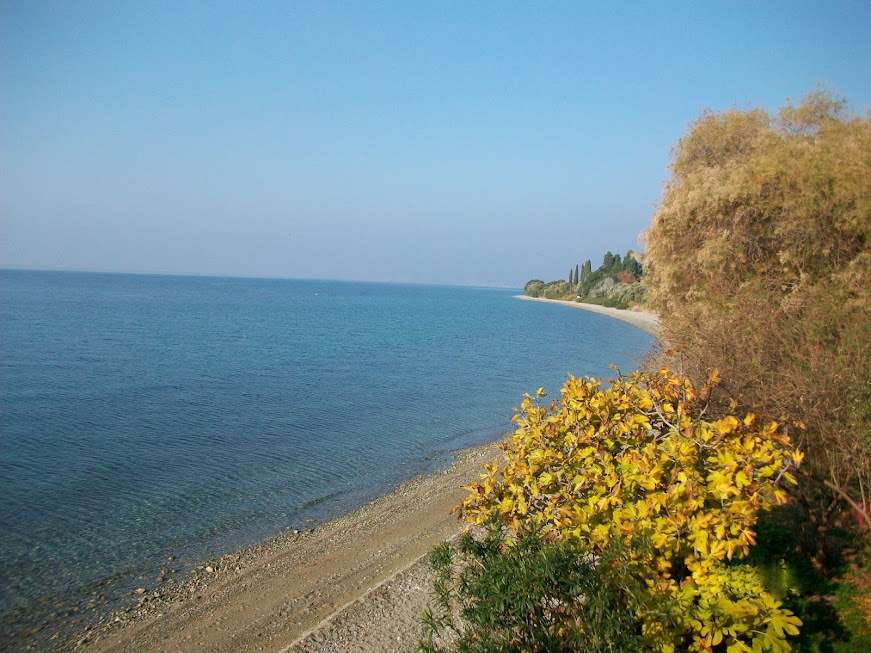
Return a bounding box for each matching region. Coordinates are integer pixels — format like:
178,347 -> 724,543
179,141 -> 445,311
575,264 -> 580,288
603,251 -> 614,269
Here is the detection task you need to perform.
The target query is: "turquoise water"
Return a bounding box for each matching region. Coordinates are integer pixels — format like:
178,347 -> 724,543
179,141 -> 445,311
0,270 -> 654,646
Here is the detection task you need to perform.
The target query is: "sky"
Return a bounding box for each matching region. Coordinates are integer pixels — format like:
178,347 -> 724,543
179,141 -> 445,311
2,1 -> 870,287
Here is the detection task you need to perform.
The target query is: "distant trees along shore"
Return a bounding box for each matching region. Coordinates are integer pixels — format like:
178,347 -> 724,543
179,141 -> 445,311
524,249 -> 644,309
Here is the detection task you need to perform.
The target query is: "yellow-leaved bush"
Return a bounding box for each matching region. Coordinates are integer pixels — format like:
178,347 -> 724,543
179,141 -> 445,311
460,368 -> 804,652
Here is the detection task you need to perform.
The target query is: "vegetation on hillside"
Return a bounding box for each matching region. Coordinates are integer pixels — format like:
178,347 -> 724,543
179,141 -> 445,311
423,370 -> 804,651
523,250 -> 645,309
643,90 -> 870,549
423,90 -> 870,652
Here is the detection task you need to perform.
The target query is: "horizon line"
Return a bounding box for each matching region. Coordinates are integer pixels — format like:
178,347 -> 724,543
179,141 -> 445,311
0,265 -> 522,291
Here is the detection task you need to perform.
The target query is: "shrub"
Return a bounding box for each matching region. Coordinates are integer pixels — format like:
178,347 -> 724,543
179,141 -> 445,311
420,526 -> 658,653
611,280 -> 645,305
642,90 -> 871,543
542,280 -> 570,299
458,369 -> 804,652
576,296 -> 630,310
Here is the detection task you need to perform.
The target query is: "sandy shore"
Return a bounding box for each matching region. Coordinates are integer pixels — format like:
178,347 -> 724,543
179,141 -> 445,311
513,295 -> 659,335
76,443 -> 500,653
63,299 -> 656,653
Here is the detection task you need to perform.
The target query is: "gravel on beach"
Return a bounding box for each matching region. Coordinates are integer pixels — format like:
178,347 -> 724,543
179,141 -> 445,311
71,443 -> 500,653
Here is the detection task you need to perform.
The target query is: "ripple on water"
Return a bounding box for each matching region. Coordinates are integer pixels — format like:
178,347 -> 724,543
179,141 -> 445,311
0,271 -> 654,650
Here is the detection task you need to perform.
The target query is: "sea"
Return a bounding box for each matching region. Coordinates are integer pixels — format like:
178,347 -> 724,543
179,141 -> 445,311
0,269 -> 655,648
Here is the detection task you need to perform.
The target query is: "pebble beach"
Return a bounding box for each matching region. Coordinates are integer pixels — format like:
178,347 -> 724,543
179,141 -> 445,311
72,444 -> 500,653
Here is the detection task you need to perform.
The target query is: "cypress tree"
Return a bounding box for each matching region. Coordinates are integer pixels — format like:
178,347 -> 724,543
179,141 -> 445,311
575,264 -> 580,288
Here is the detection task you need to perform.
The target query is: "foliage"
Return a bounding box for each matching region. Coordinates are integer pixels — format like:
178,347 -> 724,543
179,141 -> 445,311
625,253 -> 643,279
542,280 -> 570,299
582,259 -> 592,284
580,279 -> 645,309
524,279 -> 545,297
829,567 -> 871,653
458,369 -> 804,651
642,89 -> 871,543
616,269 -> 636,284
576,295 -> 630,310
741,509 -> 871,653
420,526 -> 659,653
523,249 -> 645,305
579,248 -> 644,297
612,280 -> 645,305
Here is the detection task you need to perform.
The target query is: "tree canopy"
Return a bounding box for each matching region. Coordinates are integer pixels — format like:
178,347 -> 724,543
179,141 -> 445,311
643,89 -> 871,535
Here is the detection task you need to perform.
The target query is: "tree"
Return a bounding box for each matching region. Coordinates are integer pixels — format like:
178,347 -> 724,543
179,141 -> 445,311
574,263 -> 580,289
580,260 -> 593,295
643,90 -> 871,548
524,279 -> 545,297
603,251 -> 614,269
568,268 -> 574,286
625,251 -> 642,279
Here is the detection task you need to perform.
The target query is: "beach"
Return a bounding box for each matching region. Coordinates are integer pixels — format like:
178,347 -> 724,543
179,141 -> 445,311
62,293 -> 661,653
2,275 -> 658,653
513,295 -> 660,335
75,443 -> 500,653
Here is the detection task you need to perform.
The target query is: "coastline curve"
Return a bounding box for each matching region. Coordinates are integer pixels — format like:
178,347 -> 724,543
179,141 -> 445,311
513,295 -> 660,336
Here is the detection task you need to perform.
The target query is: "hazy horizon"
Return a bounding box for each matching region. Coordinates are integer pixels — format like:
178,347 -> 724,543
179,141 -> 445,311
0,265 -> 523,289
3,1 -> 870,286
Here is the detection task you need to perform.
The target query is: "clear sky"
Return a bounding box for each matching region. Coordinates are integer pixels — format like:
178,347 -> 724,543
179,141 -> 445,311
3,1 -> 869,286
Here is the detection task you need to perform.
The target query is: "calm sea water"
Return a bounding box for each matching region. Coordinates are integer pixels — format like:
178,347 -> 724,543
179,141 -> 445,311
0,270 -> 653,645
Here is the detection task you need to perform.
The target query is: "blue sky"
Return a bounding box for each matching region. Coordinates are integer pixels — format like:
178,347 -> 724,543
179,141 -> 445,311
3,1 -> 869,286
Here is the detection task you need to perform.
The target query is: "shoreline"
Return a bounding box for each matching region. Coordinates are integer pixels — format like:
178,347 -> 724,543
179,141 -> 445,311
48,295 -> 658,652
513,295 -> 660,335
73,442 -> 501,653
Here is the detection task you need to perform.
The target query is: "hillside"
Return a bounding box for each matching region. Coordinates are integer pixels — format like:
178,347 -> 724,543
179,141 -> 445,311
523,250 -> 644,309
